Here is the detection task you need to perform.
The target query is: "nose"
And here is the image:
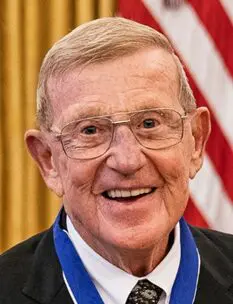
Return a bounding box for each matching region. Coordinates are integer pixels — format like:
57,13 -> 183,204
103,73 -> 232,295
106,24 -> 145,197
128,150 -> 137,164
105,125 -> 147,176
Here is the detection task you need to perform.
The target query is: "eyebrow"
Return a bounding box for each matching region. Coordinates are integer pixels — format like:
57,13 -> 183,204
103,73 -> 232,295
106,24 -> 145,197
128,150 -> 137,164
63,97 -> 168,123
64,105 -> 110,122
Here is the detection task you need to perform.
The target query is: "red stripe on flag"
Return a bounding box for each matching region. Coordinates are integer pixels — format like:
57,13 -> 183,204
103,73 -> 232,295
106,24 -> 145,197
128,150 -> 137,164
119,0 -> 233,205
184,197 -> 210,228
188,0 -> 233,78
118,0 -> 160,29
186,70 -> 233,205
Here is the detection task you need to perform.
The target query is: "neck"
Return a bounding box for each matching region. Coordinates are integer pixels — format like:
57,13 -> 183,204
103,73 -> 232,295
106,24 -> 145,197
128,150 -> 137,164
71,221 -> 173,277
107,239 -> 171,276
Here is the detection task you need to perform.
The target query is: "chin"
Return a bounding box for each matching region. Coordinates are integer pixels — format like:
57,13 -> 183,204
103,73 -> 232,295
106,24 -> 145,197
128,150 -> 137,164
102,221 -> 170,252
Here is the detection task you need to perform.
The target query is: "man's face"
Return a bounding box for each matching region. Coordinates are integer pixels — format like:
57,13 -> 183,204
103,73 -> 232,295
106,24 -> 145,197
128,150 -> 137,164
38,48 -> 209,254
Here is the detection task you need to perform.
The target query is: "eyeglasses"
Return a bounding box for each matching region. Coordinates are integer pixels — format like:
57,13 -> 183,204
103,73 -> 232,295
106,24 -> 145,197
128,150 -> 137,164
51,108 -> 188,160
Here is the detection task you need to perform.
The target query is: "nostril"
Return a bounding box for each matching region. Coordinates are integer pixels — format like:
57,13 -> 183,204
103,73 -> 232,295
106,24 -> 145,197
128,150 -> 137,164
106,154 -> 143,175
105,142 -> 146,174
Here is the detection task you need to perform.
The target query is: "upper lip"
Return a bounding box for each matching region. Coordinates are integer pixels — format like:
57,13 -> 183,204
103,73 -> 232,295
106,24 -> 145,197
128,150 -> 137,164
105,186 -> 154,191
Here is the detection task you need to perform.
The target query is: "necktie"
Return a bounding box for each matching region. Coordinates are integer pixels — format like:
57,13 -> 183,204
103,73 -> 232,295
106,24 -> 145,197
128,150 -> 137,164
126,279 -> 163,304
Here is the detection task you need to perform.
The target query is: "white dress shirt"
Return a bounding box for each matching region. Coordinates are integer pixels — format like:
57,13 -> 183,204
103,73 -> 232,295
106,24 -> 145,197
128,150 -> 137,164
64,216 -> 181,304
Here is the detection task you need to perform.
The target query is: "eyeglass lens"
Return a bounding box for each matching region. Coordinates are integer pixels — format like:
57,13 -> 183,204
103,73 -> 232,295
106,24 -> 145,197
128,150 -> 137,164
60,109 -> 184,159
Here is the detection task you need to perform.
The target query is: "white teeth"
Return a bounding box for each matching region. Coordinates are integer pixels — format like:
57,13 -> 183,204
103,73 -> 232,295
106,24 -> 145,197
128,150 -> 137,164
106,188 -> 152,198
131,189 -> 141,196
116,190 -> 121,197
109,190 -> 116,198
121,190 -> 131,197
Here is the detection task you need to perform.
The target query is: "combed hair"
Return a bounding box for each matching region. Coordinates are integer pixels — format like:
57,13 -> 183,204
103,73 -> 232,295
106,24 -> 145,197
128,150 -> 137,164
37,17 -> 196,129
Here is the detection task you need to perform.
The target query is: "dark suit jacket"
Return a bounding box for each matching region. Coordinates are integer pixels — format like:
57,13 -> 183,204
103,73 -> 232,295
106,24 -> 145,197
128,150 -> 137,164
1,226 -> 233,303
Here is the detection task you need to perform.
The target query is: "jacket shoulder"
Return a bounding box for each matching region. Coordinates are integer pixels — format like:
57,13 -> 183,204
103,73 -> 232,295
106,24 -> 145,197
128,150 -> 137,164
190,226 -> 233,303
0,229 -> 49,268
0,230 -> 50,302
190,226 -> 233,260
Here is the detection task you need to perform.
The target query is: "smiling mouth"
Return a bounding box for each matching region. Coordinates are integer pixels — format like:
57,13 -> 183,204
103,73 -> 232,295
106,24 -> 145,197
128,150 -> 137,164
102,187 -> 156,201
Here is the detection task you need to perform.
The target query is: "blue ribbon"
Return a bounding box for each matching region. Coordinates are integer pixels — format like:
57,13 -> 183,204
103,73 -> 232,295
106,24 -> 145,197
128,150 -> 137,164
53,212 -> 199,304
170,218 -> 199,303
53,213 -> 104,304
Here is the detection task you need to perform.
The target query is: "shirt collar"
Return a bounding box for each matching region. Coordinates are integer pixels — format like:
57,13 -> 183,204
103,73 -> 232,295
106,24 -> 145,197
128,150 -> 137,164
67,216 -> 180,304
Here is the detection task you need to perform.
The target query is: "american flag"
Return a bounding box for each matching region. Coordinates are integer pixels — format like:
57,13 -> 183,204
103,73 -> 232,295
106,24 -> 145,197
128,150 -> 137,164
118,0 -> 233,233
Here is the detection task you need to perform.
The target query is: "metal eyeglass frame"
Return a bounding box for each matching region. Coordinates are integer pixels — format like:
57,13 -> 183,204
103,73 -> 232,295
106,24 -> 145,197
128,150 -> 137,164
49,108 -> 188,160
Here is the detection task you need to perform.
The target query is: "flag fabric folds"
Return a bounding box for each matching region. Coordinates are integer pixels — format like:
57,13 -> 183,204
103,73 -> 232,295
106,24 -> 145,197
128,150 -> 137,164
118,0 -> 233,233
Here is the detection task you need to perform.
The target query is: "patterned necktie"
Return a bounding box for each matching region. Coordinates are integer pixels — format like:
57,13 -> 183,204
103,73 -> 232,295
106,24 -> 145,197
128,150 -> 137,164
126,279 -> 163,304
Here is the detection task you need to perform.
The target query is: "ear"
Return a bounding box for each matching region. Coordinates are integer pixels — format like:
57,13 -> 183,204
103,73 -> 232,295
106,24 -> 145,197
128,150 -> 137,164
189,107 -> 211,179
25,129 -> 64,197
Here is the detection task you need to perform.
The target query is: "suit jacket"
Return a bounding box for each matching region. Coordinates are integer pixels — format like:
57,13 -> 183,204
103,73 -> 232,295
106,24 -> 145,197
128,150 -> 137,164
1,225 -> 233,304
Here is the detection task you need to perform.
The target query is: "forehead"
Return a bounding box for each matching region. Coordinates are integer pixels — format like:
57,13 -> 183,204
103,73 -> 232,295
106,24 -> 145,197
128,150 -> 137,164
47,48 -> 181,127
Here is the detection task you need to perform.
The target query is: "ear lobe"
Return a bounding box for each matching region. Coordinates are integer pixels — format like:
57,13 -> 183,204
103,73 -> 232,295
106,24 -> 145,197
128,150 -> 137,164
25,129 -> 64,196
189,107 -> 211,179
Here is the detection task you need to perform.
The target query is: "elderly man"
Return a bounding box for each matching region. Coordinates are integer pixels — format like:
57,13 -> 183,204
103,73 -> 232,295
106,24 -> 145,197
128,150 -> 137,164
1,17 -> 233,304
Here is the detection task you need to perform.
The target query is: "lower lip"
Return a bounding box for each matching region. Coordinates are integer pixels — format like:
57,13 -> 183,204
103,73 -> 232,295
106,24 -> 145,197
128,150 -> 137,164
99,190 -> 161,220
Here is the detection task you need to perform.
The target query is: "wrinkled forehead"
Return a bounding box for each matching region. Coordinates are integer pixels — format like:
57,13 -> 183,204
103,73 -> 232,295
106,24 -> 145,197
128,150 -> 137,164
47,48 -> 180,127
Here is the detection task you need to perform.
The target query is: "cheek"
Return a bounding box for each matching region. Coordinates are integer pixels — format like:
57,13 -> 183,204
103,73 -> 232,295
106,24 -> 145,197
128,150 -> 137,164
149,147 -> 191,213
58,158 -> 109,225
156,148 -> 191,184
62,161 -> 97,195
163,128 -> 195,182
60,161 -> 100,225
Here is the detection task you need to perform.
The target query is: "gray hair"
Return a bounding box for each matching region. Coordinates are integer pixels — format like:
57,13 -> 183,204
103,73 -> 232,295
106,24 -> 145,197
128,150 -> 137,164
37,17 -> 196,129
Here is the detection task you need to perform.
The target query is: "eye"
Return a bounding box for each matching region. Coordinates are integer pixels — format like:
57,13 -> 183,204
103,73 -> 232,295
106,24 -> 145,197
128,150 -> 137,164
82,125 -> 97,135
143,119 -> 159,128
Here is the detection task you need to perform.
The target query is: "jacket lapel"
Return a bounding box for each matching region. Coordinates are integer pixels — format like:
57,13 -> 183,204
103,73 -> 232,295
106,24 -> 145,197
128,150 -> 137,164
191,227 -> 233,304
21,223 -> 233,303
22,227 -> 73,304
194,265 -> 233,304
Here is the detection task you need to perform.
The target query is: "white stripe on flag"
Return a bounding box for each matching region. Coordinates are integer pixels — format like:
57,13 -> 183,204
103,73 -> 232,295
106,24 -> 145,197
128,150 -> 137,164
190,155 -> 233,233
143,0 -> 233,147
